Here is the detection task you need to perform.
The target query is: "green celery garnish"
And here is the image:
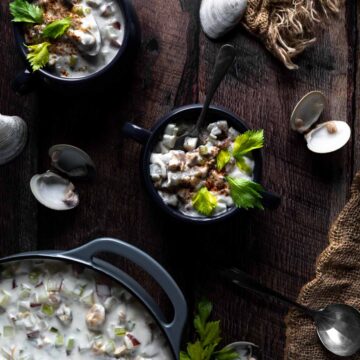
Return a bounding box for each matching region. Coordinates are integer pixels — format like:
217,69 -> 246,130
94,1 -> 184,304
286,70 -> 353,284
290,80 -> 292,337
232,130 -> 264,159
26,42 -> 51,72
114,327 -> 126,337
192,187 -> 217,216
41,303 -> 54,316
42,17 -> 72,39
235,157 -> 252,175
9,0 -> 43,23
66,338 -> 75,355
226,176 -> 264,210
3,325 -> 14,337
180,300 -> 238,360
55,333 -> 64,347
216,150 -> 231,171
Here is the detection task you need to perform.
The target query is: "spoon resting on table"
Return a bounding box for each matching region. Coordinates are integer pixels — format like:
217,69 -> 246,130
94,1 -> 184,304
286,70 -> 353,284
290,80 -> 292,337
221,267 -> 360,357
175,44 -> 236,149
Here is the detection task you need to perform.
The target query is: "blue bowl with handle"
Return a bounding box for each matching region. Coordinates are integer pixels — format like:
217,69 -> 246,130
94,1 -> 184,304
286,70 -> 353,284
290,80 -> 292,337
122,104 -> 280,224
0,238 -> 187,359
11,0 -> 141,94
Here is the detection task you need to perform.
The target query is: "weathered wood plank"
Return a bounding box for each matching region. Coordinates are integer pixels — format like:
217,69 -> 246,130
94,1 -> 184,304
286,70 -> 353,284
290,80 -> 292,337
195,3 -> 354,359
0,1 -> 38,255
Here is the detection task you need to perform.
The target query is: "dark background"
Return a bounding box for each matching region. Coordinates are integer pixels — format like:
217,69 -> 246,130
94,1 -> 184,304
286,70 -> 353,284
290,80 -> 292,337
0,0 -> 359,359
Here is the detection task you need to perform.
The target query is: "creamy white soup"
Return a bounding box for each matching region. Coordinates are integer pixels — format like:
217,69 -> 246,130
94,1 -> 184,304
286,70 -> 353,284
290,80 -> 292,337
0,260 -> 173,359
25,0 -> 125,78
150,121 -> 256,217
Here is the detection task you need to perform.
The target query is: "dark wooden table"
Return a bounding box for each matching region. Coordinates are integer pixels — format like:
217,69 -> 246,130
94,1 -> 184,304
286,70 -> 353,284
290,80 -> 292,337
0,1 -> 359,359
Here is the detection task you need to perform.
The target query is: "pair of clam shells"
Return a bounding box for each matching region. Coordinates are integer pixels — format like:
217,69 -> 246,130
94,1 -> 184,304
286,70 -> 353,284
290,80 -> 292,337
200,0 -> 248,39
291,91 -> 351,154
30,145 -> 96,211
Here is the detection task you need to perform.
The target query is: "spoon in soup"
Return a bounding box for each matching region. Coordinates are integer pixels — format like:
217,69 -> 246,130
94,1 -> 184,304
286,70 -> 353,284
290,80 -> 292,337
222,267 -> 360,357
68,12 -> 102,56
174,44 -> 236,149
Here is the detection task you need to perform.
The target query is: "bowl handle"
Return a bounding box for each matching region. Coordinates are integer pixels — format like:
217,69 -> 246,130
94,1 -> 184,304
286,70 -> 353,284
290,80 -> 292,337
122,122 -> 152,144
260,190 -> 281,209
62,238 -> 187,357
12,69 -> 36,95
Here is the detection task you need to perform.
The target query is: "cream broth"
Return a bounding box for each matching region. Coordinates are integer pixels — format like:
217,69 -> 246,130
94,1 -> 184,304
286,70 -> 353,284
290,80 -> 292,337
0,260 -> 173,359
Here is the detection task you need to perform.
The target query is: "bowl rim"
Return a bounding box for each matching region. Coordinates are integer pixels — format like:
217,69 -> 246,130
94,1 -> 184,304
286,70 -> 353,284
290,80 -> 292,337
140,104 -> 263,224
12,0 -> 135,83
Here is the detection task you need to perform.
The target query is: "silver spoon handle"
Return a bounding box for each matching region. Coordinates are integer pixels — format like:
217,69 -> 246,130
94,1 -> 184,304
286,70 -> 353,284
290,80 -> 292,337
195,44 -> 236,131
221,268 -> 315,316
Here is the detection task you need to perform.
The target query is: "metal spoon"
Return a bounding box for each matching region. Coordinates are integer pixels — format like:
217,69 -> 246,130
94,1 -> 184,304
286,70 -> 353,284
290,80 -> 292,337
175,44 -> 236,149
222,267 -> 360,357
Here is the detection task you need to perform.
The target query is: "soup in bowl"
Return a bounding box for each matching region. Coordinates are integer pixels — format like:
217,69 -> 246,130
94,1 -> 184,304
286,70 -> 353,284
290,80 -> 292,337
11,0 -> 140,93
122,105 -> 280,224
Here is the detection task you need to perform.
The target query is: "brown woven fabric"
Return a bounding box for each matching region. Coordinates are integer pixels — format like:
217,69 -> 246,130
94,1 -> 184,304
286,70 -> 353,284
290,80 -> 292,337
241,0 -> 341,70
285,172 -> 360,359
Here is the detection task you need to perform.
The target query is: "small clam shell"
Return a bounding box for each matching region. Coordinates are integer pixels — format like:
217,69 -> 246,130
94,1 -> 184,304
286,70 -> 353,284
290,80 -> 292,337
30,171 -> 79,210
49,144 -> 96,178
224,341 -> 258,359
200,0 -> 248,39
290,91 -> 326,134
305,121 -> 351,154
0,114 -> 27,165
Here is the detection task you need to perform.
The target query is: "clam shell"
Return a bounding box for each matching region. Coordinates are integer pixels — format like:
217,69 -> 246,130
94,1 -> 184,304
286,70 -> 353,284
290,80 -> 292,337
30,171 -> 79,211
224,341 -> 258,359
0,114 -> 27,165
305,121 -> 351,154
200,0 -> 248,39
290,91 -> 326,134
49,144 -> 96,178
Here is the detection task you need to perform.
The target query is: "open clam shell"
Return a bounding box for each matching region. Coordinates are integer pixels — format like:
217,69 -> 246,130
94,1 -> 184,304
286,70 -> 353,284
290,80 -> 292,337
290,91 -> 326,134
30,171 -> 79,211
200,0 -> 248,39
0,114 -> 27,165
49,144 -> 96,178
305,121 -> 351,154
224,341 -> 258,360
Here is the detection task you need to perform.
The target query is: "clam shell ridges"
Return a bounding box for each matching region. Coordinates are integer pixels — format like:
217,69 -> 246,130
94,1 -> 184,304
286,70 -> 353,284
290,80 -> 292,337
0,114 -> 27,165
200,0 -> 248,39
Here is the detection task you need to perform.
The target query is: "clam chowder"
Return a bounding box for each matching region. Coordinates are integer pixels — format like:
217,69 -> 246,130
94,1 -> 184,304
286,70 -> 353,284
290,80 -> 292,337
150,121 -> 256,217
0,260 -> 173,359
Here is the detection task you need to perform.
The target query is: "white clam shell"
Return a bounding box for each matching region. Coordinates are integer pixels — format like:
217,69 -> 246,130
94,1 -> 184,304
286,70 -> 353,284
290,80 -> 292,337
30,171 -> 79,210
305,121 -> 351,154
200,0 -> 248,39
224,341 -> 258,359
0,114 -> 27,165
290,91 -> 326,134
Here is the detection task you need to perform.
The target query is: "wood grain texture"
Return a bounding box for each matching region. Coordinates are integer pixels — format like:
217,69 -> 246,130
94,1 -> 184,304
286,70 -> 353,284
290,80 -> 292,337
0,0 -> 358,359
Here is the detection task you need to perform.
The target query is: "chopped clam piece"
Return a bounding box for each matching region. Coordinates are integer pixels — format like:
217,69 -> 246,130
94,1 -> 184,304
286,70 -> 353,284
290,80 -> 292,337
86,304 -> 106,331
56,303 -> 73,326
184,137 -> 198,151
100,2 -> 115,16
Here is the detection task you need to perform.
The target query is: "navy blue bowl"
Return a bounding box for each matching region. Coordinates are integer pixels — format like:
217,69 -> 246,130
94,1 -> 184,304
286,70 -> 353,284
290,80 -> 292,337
12,0 -> 141,94
123,104 -> 280,225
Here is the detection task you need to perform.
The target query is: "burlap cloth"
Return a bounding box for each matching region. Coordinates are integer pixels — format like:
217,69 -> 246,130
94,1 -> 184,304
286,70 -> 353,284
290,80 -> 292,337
241,0 -> 341,70
285,172 -> 360,359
